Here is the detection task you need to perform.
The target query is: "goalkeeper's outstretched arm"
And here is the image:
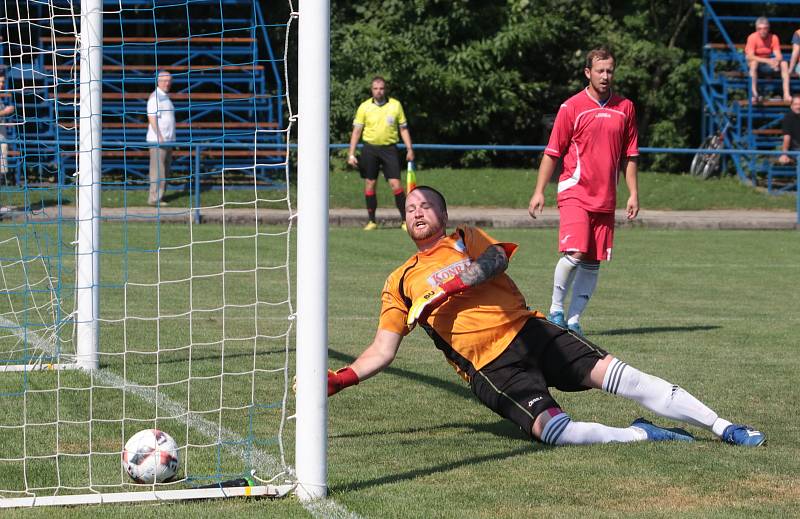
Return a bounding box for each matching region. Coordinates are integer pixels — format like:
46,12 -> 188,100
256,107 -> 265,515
332,245 -> 511,395
460,244 -> 509,285
407,244 -> 510,329
328,329 -> 402,396
350,329 -> 402,380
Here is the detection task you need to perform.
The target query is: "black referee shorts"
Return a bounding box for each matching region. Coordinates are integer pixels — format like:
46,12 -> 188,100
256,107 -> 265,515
469,317 -> 608,438
359,143 -> 401,181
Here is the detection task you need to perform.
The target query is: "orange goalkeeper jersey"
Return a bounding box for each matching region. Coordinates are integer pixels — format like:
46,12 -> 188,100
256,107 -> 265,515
379,226 -> 540,381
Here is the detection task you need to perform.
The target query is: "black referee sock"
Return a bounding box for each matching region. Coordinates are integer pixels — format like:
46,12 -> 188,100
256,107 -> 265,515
393,189 -> 406,219
365,191 -> 377,223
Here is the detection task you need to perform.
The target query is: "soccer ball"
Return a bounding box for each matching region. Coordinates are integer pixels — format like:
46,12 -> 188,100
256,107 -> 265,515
121,429 -> 180,484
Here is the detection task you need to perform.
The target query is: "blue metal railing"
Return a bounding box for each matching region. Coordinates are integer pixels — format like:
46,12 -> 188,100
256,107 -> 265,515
339,143 -> 799,225
0,139 -> 796,224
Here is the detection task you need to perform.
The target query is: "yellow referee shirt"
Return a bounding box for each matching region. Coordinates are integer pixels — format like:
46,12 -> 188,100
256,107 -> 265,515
353,97 -> 408,145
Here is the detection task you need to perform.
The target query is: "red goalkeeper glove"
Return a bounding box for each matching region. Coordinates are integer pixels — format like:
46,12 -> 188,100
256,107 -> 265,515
327,367 -> 359,397
406,276 -> 467,330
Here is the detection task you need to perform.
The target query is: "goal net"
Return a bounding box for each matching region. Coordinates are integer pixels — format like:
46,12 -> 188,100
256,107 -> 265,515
0,0 -> 323,507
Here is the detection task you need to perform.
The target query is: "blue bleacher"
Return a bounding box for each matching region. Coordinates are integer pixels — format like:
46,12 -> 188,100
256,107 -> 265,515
701,0 -> 800,193
2,0 -> 286,191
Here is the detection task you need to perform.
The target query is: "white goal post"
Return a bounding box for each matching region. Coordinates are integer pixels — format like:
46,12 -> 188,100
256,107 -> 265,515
75,0 -> 102,371
295,0 -> 331,502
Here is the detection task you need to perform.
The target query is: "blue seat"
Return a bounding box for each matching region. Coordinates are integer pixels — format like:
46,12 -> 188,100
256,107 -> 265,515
766,162 -> 798,194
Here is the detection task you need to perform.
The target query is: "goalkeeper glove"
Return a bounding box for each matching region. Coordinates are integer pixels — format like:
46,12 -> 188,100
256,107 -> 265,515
328,367 -> 359,396
406,276 -> 467,330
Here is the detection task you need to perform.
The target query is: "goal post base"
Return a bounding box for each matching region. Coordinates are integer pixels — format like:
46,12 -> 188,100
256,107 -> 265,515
0,484 -> 296,508
0,362 -> 83,373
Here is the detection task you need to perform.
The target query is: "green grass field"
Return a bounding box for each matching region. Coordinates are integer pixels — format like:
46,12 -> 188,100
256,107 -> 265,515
2,225 -> 800,517
323,227 -> 800,518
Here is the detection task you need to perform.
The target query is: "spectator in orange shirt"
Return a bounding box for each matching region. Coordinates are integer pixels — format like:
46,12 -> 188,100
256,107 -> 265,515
745,16 -> 791,103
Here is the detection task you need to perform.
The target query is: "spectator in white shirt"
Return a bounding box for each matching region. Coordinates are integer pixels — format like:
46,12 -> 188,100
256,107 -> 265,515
0,73 -> 15,183
146,70 -> 175,206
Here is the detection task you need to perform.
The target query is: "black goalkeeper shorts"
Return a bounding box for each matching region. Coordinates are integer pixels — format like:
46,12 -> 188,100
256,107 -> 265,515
470,317 -> 608,438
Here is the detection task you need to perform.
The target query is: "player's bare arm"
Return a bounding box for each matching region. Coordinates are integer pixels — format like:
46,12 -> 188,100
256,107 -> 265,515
790,42 -> 800,77
348,329 -> 403,381
780,134 -> 792,163
407,243 -> 507,328
528,154 -> 559,218
327,328 -> 402,396
147,114 -> 162,143
459,244 -> 509,287
770,43 -> 784,68
347,125 -> 363,167
623,157 -> 639,219
406,238 -> 510,330
399,126 -> 414,162
747,50 -> 772,65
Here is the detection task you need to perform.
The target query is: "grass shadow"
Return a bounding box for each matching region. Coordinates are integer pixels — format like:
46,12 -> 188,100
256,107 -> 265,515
593,325 -> 721,336
331,419 -> 530,442
162,191 -> 190,204
329,444 -> 539,493
329,348 -> 474,401
148,349 -> 286,366
1,197 -> 67,212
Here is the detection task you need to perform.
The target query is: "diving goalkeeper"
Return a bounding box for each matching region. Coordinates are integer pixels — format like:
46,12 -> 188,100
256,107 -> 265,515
327,186 -> 765,447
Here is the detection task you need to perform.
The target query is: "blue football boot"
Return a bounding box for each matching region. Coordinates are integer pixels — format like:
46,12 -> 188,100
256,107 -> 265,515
568,322 -> 584,336
722,424 -> 765,447
547,311 -> 566,327
631,418 -> 695,442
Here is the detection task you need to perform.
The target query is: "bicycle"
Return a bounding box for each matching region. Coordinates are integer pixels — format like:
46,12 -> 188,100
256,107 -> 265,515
690,119 -> 731,179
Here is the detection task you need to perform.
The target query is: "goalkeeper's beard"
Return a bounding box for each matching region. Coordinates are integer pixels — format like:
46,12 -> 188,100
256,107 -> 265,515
408,221 -> 441,243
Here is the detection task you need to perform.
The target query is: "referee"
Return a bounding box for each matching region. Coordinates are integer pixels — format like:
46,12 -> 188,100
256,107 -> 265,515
347,76 -> 415,231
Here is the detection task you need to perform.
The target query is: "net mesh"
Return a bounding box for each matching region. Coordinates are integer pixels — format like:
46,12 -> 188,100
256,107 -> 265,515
0,0 -> 296,501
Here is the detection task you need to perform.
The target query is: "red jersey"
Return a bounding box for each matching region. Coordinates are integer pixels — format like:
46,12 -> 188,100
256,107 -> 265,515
544,88 -> 638,213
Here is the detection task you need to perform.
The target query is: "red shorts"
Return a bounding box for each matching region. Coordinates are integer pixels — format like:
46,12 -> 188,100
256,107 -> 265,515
558,205 -> 615,261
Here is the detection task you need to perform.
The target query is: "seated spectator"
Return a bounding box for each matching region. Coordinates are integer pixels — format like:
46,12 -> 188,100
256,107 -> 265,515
745,16 -> 791,103
788,27 -> 800,77
0,73 -> 15,183
778,95 -> 800,164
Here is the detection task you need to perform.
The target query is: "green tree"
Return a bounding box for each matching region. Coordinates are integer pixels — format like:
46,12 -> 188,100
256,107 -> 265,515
329,1 -> 705,170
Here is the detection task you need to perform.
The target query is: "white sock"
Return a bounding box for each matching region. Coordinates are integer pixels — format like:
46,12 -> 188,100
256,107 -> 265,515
550,255 -> 578,314
566,261 -> 599,326
541,411 -> 647,445
711,417 -> 734,437
602,358 -> 721,431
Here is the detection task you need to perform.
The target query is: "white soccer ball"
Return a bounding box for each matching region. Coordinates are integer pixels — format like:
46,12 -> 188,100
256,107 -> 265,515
122,429 -> 180,484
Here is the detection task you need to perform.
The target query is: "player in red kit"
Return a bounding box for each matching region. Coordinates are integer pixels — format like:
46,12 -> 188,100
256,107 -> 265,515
528,47 -> 639,335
